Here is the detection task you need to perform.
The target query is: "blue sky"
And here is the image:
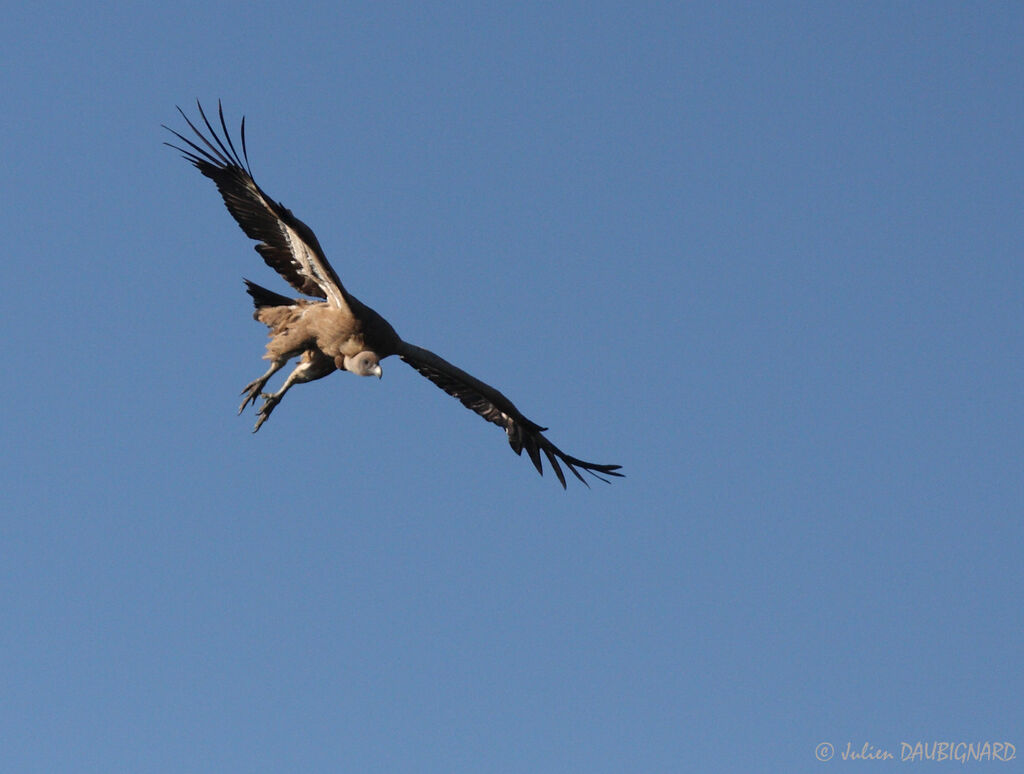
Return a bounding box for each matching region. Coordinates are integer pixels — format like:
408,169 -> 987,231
2,1 -> 1021,771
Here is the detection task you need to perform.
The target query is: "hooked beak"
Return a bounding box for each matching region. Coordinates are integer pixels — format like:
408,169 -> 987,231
373,364 -> 383,380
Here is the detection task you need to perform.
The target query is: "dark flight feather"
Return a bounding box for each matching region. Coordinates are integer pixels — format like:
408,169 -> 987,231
397,343 -> 623,487
163,101 -> 348,306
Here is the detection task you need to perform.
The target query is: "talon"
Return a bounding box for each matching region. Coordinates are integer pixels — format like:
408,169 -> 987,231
239,378 -> 272,414
251,392 -> 282,432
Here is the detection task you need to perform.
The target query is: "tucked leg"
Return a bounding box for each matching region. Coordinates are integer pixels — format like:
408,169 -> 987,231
252,350 -> 336,432
239,358 -> 288,414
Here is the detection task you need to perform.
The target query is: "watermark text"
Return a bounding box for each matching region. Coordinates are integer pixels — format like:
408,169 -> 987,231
815,741 -> 1016,763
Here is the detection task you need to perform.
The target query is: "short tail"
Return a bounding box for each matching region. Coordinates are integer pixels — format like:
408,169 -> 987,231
243,279 -> 295,309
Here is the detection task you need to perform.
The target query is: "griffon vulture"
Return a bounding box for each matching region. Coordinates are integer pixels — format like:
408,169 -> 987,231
165,102 -> 622,487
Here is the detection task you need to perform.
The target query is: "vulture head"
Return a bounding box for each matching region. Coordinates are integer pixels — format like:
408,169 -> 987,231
343,351 -> 384,379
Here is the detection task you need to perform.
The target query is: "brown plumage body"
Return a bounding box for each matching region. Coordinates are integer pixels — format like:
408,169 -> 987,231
257,300 -> 386,366
238,282 -> 402,429
166,102 -> 623,487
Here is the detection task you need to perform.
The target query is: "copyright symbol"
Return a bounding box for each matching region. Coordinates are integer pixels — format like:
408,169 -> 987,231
816,742 -> 834,761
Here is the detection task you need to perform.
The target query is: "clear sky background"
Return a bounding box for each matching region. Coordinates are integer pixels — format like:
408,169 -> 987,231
2,2 -> 1021,772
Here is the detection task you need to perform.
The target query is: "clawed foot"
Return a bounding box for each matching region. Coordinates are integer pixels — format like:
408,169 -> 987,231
252,392 -> 281,433
239,378 -> 270,414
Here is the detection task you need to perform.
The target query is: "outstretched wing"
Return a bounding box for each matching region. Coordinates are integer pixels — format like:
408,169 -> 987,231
397,342 -> 623,488
164,101 -> 350,308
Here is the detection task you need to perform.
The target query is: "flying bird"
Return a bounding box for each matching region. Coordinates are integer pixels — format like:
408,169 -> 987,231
165,101 -> 622,487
